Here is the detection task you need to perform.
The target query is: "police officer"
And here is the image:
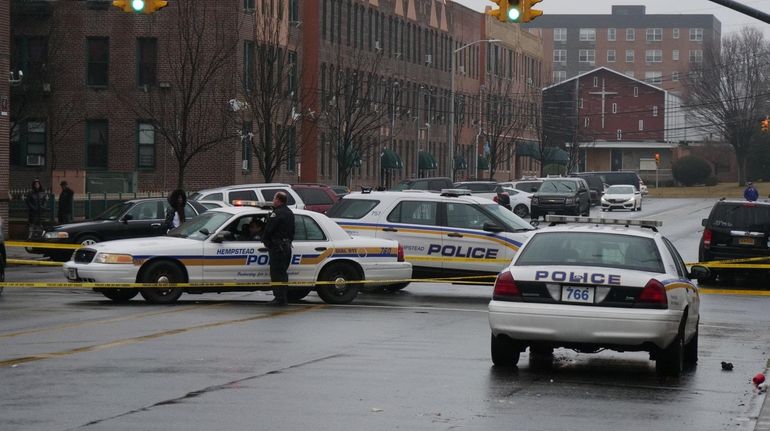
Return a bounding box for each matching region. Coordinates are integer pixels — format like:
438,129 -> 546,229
262,192 -> 295,305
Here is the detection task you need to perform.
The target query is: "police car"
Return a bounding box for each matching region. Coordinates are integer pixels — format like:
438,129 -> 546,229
488,215 -> 710,376
62,205 -> 411,305
327,190 -> 535,282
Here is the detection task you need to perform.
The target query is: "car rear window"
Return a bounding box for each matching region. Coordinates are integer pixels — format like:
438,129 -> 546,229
228,190 -> 258,203
327,199 -> 380,219
296,188 -> 334,205
456,183 -> 497,192
708,203 -> 770,231
260,189 -> 297,205
516,232 -> 664,273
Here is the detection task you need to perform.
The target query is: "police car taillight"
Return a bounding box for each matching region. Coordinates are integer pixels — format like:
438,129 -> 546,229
493,271 -> 521,301
702,228 -> 712,249
397,244 -> 405,262
638,279 -> 668,307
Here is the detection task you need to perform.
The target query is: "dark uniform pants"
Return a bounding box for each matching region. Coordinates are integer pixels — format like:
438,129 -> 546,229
269,248 -> 291,302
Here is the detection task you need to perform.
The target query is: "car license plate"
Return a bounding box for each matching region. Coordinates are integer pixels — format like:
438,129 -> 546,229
67,268 -> 78,280
561,286 -> 595,304
738,237 -> 754,246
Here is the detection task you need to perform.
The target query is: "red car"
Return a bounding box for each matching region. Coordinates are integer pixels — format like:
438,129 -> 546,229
291,184 -> 340,214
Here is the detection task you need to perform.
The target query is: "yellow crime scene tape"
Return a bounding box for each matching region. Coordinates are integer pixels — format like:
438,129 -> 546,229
5,241 -> 81,250
687,255 -> 770,269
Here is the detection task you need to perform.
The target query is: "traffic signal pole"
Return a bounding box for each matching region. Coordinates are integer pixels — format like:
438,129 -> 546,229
707,0 -> 770,25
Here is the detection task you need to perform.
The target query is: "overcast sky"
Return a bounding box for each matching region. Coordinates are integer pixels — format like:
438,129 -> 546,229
452,0 -> 770,37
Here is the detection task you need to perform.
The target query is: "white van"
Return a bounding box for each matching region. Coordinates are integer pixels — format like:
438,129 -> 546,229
189,183 -> 305,209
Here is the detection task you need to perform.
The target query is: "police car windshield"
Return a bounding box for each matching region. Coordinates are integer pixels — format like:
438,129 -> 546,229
539,180 -> 576,193
515,232 -> 665,273
482,204 -> 535,231
168,211 -> 233,240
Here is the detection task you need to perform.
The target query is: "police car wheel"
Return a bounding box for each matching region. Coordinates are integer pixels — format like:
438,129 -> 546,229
656,333 -> 684,376
684,330 -> 698,366
316,263 -> 360,304
491,334 -> 521,367
140,261 -> 185,304
286,287 -> 312,302
97,288 -> 139,303
513,204 -> 529,218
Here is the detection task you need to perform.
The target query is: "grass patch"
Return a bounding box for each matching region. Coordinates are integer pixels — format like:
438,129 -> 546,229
647,181 -> 769,199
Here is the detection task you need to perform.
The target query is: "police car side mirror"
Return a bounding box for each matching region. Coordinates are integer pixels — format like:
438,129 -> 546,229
701,218 -> 708,227
483,222 -> 504,233
210,231 -> 233,243
121,214 -> 133,224
688,265 -> 710,281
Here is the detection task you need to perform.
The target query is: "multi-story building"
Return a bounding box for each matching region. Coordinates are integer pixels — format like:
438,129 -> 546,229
525,5 -> 721,97
9,0 -> 542,197
0,0 -> 9,232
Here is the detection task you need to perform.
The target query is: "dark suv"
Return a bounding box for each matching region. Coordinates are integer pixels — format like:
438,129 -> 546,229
699,199 -> 770,282
570,173 -> 604,206
530,178 -> 591,219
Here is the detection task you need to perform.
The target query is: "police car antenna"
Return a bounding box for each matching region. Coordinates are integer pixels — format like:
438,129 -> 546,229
544,215 -> 662,232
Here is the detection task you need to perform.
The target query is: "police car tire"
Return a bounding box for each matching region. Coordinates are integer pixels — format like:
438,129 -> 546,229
316,263 -> 360,304
139,261 -> 185,304
287,287 -> 312,302
684,330 -> 698,366
98,288 -> 139,303
77,235 -> 100,246
656,333 -> 684,376
491,334 -> 521,367
513,204 -> 529,218
384,282 -> 409,292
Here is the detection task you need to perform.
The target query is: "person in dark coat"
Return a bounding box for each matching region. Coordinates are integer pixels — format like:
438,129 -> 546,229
495,190 -> 512,211
262,192 -> 295,305
58,181 -> 74,224
164,189 -> 187,231
25,178 -> 46,226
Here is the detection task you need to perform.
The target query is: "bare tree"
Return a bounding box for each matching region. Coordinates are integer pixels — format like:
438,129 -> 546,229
481,78 -> 529,180
240,1 -> 312,183
683,27 -> 770,186
319,50 -> 392,187
116,0 -> 242,188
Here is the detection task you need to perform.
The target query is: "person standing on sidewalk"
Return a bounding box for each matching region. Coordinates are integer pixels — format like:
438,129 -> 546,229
25,179 -> 47,240
262,192 -> 295,305
57,181 -> 74,224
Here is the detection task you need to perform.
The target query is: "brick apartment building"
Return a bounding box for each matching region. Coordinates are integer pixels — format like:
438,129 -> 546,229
524,5 -> 720,97
9,0 -> 543,195
1,0 -> 8,235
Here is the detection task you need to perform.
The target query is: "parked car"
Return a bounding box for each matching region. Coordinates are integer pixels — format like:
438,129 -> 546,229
500,187 -> 533,219
197,201 -> 230,210
189,183 -> 305,209
393,177 -> 454,192
570,173 -> 605,206
530,178 -> 591,220
698,199 -> 770,283
291,183 -> 340,214
330,185 -> 351,197
601,185 -> 642,212
498,179 -> 544,194
453,181 -> 503,200
593,171 -> 642,192
33,198 -> 208,261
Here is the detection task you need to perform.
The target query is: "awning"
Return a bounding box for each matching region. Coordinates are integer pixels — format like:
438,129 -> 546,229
454,155 -> 468,170
380,148 -> 403,170
542,147 -> 570,165
418,151 -> 438,170
477,156 -> 489,171
516,142 -> 540,158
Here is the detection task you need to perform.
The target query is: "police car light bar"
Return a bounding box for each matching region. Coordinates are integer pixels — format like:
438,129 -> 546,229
545,215 -> 662,229
440,189 -> 473,197
231,200 -> 274,209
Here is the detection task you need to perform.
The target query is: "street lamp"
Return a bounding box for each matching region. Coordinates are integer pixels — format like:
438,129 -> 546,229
449,39 -> 500,182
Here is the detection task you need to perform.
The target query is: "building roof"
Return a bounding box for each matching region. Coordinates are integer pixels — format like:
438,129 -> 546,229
523,5 -> 720,31
543,66 -> 666,93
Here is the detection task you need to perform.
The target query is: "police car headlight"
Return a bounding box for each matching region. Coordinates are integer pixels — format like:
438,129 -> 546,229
44,231 -> 69,239
94,253 -> 134,264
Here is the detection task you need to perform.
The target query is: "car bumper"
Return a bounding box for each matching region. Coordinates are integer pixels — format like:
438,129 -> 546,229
63,261 -> 139,283
601,201 -> 635,210
360,262 -> 412,286
488,301 -> 682,349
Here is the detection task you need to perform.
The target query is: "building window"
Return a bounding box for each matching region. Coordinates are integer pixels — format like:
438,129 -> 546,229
593,76 -> 598,87
672,71 -> 680,81
633,86 -> 639,97
673,49 -> 679,61
86,120 -> 109,168
552,70 -> 566,83
625,49 -> 634,63
137,122 -> 155,169
289,0 -> 299,21
645,49 -> 662,63
579,98 -> 583,108
626,28 -> 635,41
11,120 -> 47,167
607,49 -> 616,62
579,49 -> 595,63
243,0 -> 254,11
646,28 -> 662,41
243,41 -> 255,90
241,121 -> 252,172
554,28 -> 567,42
137,38 -> 157,86
579,28 -> 596,41
553,49 -> 566,63
617,130 -> 622,140
288,50 -> 298,96
652,106 -> 658,117
673,28 -> 680,39
639,120 -> 644,131
612,103 -> 618,114
286,127 -> 296,172
11,36 -> 48,82
608,28 -> 616,41
689,49 -> 703,63
86,37 -> 109,86
584,117 -> 590,127
645,70 -> 662,83
690,28 -> 703,41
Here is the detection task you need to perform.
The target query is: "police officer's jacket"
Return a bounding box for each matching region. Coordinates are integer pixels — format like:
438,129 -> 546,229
262,205 -> 295,251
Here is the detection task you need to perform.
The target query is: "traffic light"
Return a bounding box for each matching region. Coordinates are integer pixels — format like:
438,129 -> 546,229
655,153 -> 661,165
761,117 -> 769,134
487,0 -> 516,22
521,0 -> 544,23
112,0 -> 168,14
487,0 -> 543,23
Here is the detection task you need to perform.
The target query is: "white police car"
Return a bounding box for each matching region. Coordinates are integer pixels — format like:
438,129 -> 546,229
62,205 -> 411,305
327,190 -> 535,282
488,215 -> 709,376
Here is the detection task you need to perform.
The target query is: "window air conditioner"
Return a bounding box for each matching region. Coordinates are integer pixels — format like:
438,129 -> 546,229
425,54 -> 432,64
26,154 -> 45,166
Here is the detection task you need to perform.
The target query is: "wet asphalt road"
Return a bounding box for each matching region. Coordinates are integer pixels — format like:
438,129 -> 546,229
1,198 -> 768,431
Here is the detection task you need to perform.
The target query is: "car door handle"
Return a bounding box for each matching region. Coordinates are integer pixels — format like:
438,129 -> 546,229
258,248 -> 268,252
382,227 -> 398,232
315,247 -> 327,251
447,233 -> 463,238
150,223 -> 161,228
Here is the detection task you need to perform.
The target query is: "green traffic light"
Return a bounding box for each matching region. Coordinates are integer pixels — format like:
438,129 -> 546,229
132,0 -> 144,11
507,7 -> 521,21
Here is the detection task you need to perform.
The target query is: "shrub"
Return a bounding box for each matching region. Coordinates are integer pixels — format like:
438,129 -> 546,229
704,176 -> 719,186
672,155 -> 712,186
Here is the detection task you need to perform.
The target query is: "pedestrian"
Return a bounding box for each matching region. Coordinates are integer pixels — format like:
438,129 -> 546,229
262,191 -> 295,306
495,189 -> 512,211
744,182 -> 759,202
164,189 -> 187,231
24,178 -> 47,239
240,218 -> 265,241
57,181 -> 74,224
